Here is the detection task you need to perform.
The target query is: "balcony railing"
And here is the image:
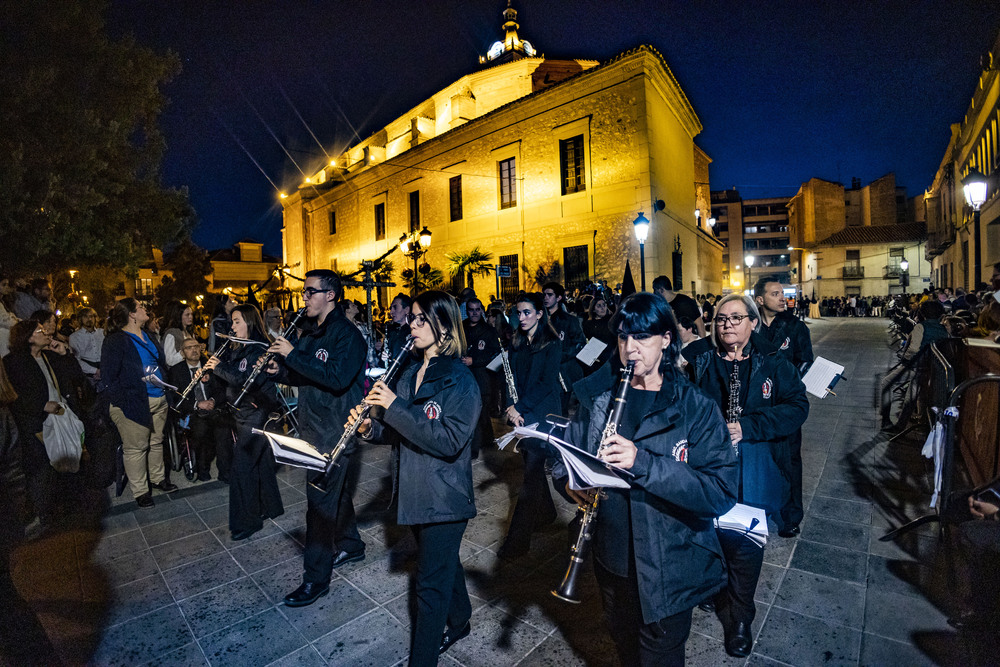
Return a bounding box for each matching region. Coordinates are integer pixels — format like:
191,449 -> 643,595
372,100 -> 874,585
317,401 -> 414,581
926,227 -> 955,257
841,265 -> 864,279
883,264 -> 904,279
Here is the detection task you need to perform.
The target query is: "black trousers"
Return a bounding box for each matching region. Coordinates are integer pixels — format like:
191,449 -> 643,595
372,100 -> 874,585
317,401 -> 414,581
594,561 -> 693,667
188,412 -> 231,478
717,529 -> 764,625
470,392 -> 493,458
229,418 -> 284,533
303,456 -> 364,583
779,429 -> 804,528
503,443 -> 556,551
409,520 -> 471,667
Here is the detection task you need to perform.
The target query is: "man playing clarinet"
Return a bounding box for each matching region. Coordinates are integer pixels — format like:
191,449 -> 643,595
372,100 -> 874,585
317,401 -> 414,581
555,292 -> 737,666
267,270 -> 368,607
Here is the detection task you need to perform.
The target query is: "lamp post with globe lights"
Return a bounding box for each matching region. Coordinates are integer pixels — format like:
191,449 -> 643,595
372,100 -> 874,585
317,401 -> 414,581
633,212 -> 650,291
962,168 -> 988,288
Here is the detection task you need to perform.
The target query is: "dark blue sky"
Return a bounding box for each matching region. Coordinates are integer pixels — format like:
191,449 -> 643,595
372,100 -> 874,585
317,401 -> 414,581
108,1 -> 1000,256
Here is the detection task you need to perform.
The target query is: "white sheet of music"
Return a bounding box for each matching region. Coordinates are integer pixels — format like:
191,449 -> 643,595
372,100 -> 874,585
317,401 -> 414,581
510,425 -> 631,490
576,338 -> 608,366
802,356 -> 844,398
252,429 -> 328,471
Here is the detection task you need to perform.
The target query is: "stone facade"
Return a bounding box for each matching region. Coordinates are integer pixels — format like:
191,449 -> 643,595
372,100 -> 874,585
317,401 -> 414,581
280,43 -> 722,303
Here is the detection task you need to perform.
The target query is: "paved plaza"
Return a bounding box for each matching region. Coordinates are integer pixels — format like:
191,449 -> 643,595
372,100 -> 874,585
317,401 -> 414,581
11,318 -> 971,666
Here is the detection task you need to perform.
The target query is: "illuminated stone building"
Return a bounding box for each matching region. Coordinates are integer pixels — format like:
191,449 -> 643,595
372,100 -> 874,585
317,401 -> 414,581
710,190 -> 791,293
923,29 -> 999,290
279,5 -> 723,302
787,174 -> 930,298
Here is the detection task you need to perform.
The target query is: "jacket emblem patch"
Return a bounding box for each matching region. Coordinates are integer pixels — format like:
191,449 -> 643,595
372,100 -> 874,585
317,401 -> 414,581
423,401 -> 442,420
762,378 -> 773,399
238,359 -> 248,372
315,348 -> 329,362
558,330 -> 565,341
477,340 -> 485,350
780,337 -> 790,350
671,439 -> 689,463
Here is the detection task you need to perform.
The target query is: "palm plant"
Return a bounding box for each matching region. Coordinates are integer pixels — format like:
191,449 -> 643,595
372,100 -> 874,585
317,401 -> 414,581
445,247 -> 494,290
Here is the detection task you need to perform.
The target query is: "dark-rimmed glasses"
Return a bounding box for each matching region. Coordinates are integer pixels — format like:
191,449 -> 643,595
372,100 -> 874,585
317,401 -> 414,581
714,314 -> 749,327
301,288 -> 331,299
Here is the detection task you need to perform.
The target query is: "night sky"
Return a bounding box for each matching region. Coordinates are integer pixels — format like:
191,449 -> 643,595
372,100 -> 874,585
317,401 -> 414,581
106,1 -> 1000,257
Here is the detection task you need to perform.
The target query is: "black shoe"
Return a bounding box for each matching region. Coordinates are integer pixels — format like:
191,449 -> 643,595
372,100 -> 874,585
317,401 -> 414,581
152,480 -> 178,493
331,549 -> 366,569
197,472 -> 212,482
496,539 -> 529,561
231,527 -> 261,541
135,492 -> 154,508
439,621 -> 471,655
698,600 -> 716,613
283,582 -> 330,607
948,609 -> 989,631
724,621 -> 753,657
778,525 -> 801,538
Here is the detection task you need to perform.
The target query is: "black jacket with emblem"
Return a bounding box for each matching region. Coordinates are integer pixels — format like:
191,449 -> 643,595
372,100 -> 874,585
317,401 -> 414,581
548,307 -> 586,388
757,310 -> 813,373
683,332 -> 809,512
507,337 -> 562,425
462,318 -> 500,396
279,309 -> 367,456
365,355 -> 480,525
555,361 -> 738,623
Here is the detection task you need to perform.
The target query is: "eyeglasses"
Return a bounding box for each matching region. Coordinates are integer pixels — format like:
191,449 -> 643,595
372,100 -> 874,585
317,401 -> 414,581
301,288 -> 331,299
714,314 -> 749,327
407,313 -> 429,328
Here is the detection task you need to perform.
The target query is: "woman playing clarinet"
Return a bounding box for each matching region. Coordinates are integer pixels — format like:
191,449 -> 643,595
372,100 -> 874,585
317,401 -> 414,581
555,292 -> 738,666
352,290 -> 480,666
205,305 -> 283,541
498,292 -> 563,559
682,293 -> 808,657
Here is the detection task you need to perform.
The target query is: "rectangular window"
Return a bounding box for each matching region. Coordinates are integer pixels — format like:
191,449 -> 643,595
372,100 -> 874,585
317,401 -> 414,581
329,211 -> 336,235
559,135 -> 585,195
449,175 -> 463,221
499,254 -> 519,303
409,191 -> 420,232
498,157 -> 517,209
563,245 -> 589,294
374,203 -> 386,241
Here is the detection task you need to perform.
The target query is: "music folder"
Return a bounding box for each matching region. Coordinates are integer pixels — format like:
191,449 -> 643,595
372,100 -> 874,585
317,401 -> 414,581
802,356 -> 846,398
499,424 -> 633,491
252,428 -> 328,472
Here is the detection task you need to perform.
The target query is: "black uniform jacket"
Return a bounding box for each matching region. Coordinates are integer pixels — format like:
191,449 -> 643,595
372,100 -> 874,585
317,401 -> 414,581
558,361 -> 738,623
212,342 -> 276,423
280,309 -> 366,456
166,361 -> 226,417
508,338 -> 562,425
462,319 -> 500,395
366,355 -> 480,526
549,307 -> 586,387
757,310 -> 814,373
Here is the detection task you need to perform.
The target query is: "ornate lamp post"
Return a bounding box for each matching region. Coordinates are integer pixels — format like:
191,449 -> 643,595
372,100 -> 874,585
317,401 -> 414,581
961,168 -> 988,288
400,226 -> 433,295
633,212 -> 650,291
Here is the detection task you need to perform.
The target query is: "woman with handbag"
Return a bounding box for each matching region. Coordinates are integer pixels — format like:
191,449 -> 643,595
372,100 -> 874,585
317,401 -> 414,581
3,319 -> 78,534
204,304 -> 283,540
99,298 -> 176,509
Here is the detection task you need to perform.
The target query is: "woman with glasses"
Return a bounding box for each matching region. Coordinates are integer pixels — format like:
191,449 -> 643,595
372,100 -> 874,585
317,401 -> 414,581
682,293 -> 808,657
99,298 -> 176,508
205,304 -> 283,540
353,290 -> 480,663
554,292 -> 737,666
497,292 -> 563,559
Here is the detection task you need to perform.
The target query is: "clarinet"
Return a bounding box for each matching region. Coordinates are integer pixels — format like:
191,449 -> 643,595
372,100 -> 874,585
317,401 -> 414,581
552,360 -> 635,603
309,336 -> 416,492
230,308 -> 306,409
727,357 -> 742,424
176,333 -> 233,406
499,336 -> 518,404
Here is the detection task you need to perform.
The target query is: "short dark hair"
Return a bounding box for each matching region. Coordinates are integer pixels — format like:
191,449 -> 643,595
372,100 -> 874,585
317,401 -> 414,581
9,319 -> 41,352
651,275 -> 672,292
611,292 -> 681,376
30,278 -> 49,291
753,275 -> 781,298
918,300 -> 945,321
304,269 -> 342,300
391,293 -> 412,309
542,282 -> 565,299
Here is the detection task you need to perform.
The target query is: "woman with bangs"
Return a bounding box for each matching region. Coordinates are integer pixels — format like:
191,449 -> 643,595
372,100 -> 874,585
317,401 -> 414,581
205,304 -> 283,541
554,292 -> 738,666
495,292 -> 563,560
353,290 -> 481,664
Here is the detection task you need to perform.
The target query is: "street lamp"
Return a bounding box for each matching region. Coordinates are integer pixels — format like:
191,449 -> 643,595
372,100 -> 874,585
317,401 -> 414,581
400,226 -> 433,295
962,168 -> 989,288
633,212 -> 650,291
899,258 -> 910,291
744,254 -> 755,294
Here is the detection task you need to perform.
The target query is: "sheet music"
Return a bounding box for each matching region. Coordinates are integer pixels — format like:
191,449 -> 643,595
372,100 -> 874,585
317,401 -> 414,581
576,337 -> 608,366
714,503 -> 768,547
802,356 -> 845,398
509,425 -> 632,490
252,428 -> 328,471
486,353 -> 503,372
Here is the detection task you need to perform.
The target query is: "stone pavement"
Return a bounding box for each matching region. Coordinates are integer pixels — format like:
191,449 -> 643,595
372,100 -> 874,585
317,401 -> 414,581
10,318 -> 968,666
